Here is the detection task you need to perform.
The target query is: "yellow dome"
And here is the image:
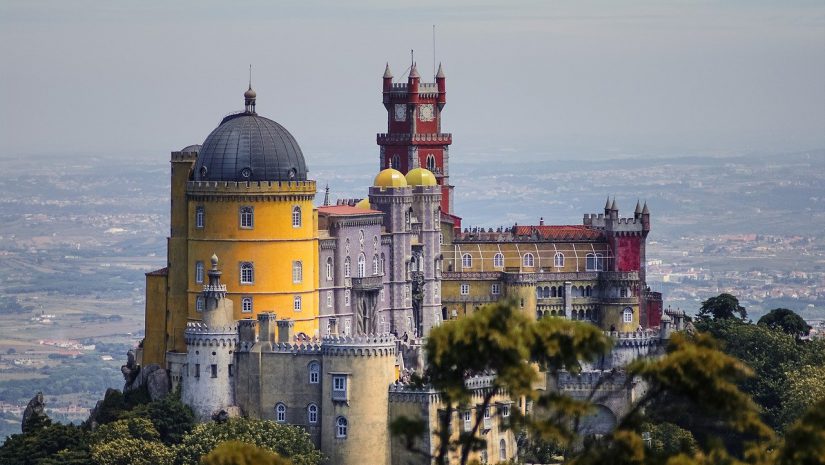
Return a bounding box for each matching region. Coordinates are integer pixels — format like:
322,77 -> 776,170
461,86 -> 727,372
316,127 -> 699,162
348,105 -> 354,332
355,198 -> 371,210
373,168 -> 408,188
405,167 -> 437,186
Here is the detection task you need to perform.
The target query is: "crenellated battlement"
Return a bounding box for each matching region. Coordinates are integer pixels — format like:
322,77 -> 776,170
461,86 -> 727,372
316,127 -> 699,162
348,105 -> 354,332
171,152 -> 198,162
377,133 -> 452,145
186,179 -> 316,195
557,370 -> 629,390
184,321 -> 239,346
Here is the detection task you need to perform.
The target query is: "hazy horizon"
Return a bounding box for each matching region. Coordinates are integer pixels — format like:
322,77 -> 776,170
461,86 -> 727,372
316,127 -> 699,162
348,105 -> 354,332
2,0 -> 824,163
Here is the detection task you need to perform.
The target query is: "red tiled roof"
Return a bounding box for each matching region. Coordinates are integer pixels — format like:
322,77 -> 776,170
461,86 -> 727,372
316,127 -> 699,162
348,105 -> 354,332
317,205 -> 381,216
146,267 -> 168,276
513,225 -> 603,241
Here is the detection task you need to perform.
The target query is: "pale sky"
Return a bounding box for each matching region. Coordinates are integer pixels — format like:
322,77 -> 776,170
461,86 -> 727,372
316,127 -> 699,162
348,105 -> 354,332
1,0 -> 823,164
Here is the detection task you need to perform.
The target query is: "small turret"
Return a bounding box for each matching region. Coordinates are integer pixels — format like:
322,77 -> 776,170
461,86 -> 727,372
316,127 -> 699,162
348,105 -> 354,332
641,201 -> 651,232
382,63 -> 393,92
408,62 -> 420,104
609,197 -> 618,219
604,196 -> 612,216
436,62 -> 446,110
634,200 -> 642,219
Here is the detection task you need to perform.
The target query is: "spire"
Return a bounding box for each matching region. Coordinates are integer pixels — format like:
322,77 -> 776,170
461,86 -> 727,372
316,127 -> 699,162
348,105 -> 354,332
323,184 -> 330,206
204,254 -> 226,299
604,196 -> 611,210
409,62 -> 420,79
635,199 -> 642,214
244,65 -> 256,114
383,62 -> 393,79
642,201 -> 650,214
610,197 -> 617,211
436,62 -> 445,78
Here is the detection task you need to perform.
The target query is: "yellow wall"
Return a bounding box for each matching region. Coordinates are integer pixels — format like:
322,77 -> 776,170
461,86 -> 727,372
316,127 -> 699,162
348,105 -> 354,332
186,188 -> 320,338
142,272 -> 168,366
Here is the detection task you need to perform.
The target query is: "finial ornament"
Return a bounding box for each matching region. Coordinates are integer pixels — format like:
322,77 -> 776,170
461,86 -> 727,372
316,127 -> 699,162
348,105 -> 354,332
244,65 -> 256,113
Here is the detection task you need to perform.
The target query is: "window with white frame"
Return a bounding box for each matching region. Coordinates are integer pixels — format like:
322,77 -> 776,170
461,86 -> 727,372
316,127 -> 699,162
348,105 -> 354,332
463,410 -> 471,423
241,297 -> 253,313
307,404 -> 318,424
380,253 -> 386,274
480,450 -> 488,464
426,154 -> 436,171
501,404 -> 510,417
344,319 -> 351,335
344,257 -> 351,277
308,361 -> 320,384
372,254 -> 379,275
240,262 -> 254,284
554,252 -> 564,267
336,416 -> 348,438
623,307 -> 633,323
326,257 -> 333,281
586,253 -> 602,271
239,206 -> 254,229
195,206 -> 204,229
196,296 -> 204,312
292,261 -> 303,283
460,283 -> 470,295
439,232 -> 443,245
484,407 -> 491,419
462,253 -> 472,269
294,295 -> 302,311
345,289 -> 350,306
499,439 -> 507,461
326,291 -> 332,308
357,253 -> 366,277
292,206 -> 302,228
523,253 -> 534,267
491,283 -> 501,295
195,261 -> 204,284
493,253 -> 504,268
332,375 -> 348,401
275,403 -> 286,422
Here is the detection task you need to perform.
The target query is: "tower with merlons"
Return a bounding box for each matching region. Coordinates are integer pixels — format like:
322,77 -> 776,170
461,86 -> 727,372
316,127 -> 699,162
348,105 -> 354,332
378,62 -> 456,219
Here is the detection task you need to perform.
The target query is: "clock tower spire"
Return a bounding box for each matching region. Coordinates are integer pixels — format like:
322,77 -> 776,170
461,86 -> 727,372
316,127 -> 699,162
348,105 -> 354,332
378,60 -> 457,223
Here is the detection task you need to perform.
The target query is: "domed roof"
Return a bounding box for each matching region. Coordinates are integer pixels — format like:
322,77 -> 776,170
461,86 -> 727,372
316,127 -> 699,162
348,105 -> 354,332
193,91 -> 307,183
405,167 -> 437,186
354,198 -> 371,210
373,168 -> 407,188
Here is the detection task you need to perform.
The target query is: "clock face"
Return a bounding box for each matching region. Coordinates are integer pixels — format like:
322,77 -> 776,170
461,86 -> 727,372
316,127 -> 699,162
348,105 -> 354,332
394,104 -> 406,122
419,104 -> 435,122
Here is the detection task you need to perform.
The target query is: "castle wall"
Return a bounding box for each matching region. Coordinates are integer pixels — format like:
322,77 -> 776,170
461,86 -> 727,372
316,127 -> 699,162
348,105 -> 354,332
142,270 -> 168,366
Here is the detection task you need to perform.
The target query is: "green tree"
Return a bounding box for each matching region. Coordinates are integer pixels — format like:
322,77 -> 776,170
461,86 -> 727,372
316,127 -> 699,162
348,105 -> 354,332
90,437 -> 174,465
200,441 -> 292,465
780,365 -> 825,428
126,391 -> 195,444
174,418 -> 322,465
0,423 -> 90,465
697,293 -> 747,321
391,298 -> 612,465
91,417 -> 161,444
757,308 -> 811,338
776,397 -> 825,465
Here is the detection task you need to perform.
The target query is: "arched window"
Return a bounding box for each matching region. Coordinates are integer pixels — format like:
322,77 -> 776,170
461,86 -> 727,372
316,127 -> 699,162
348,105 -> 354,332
345,289 -> 350,306
240,262 -> 254,284
554,252 -> 564,267
551,286 -> 557,298
241,297 -> 253,313
196,296 -> 204,312
585,285 -> 592,297
586,253 -> 599,271
308,361 -> 320,384
307,403 -> 318,424
391,154 -> 400,170
326,257 -> 333,281
499,439 -> 507,461
195,261 -> 204,284
293,295 -> 302,311
426,154 -> 436,171
543,286 -> 550,298
275,403 -> 286,423
523,253 -> 534,267
372,254 -> 380,275
344,257 -> 351,277
623,307 -> 633,323
493,253 -> 504,268
292,206 -> 302,228
326,291 -> 332,307
461,253 -> 472,269
292,261 -> 303,283
357,253 -> 366,278
336,417 -> 348,438
380,253 -> 386,274
239,206 -> 254,229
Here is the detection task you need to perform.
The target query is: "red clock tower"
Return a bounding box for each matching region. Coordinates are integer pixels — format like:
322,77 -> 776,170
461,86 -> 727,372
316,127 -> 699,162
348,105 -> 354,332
378,61 -> 457,221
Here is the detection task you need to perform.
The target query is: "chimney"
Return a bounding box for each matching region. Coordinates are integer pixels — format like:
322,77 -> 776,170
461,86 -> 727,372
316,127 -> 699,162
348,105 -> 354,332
258,313 -> 277,344
277,319 -> 295,343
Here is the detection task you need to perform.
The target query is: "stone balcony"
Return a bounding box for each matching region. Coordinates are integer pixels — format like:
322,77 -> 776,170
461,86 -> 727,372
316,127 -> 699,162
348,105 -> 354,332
351,275 -> 384,291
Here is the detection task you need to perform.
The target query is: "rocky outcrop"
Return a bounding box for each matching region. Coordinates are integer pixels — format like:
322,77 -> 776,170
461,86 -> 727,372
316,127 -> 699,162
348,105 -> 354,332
121,349 -> 170,401
22,392 -> 48,432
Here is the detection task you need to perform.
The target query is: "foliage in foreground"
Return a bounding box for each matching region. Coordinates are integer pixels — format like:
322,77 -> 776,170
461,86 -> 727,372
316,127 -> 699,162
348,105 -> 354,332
201,441 -> 292,465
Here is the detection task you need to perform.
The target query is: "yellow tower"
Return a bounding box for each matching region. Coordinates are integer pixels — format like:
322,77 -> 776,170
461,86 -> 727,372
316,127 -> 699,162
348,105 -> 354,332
143,87 -> 320,366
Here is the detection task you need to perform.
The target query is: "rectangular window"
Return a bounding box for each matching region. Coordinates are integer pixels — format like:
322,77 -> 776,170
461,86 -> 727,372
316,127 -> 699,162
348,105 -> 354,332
491,283 -> 500,295
501,405 -> 510,417
240,262 -> 254,284
294,295 -> 302,311
194,364 -> 200,378
210,364 -> 217,378
195,206 -> 204,229
239,206 -> 254,229
195,261 -> 204,284
345,290 -> 350,307
460,283 -> 470,295
228,364 -> 233,377
293,261 -> 303,283
326,291 -> 333,308
196,296 -> 205,312
344,319 -> 351,336
332,375 -> 347,401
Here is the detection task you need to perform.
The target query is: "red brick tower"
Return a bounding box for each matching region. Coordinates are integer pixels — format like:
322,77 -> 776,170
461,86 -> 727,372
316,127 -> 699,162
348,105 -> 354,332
378,62 -> 455,216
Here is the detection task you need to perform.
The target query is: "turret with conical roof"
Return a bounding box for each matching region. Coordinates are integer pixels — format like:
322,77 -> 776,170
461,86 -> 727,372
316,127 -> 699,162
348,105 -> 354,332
634,200 -> 642,219
383,63 -> 393,93
436,62 -> 446,110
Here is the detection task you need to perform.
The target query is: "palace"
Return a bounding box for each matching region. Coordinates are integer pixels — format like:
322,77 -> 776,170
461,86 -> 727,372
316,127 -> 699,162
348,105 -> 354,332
139,61 -> 668,465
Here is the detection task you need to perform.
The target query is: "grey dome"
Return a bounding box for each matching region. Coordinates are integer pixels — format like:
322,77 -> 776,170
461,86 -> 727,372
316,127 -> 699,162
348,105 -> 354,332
194,113 -> 307,182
